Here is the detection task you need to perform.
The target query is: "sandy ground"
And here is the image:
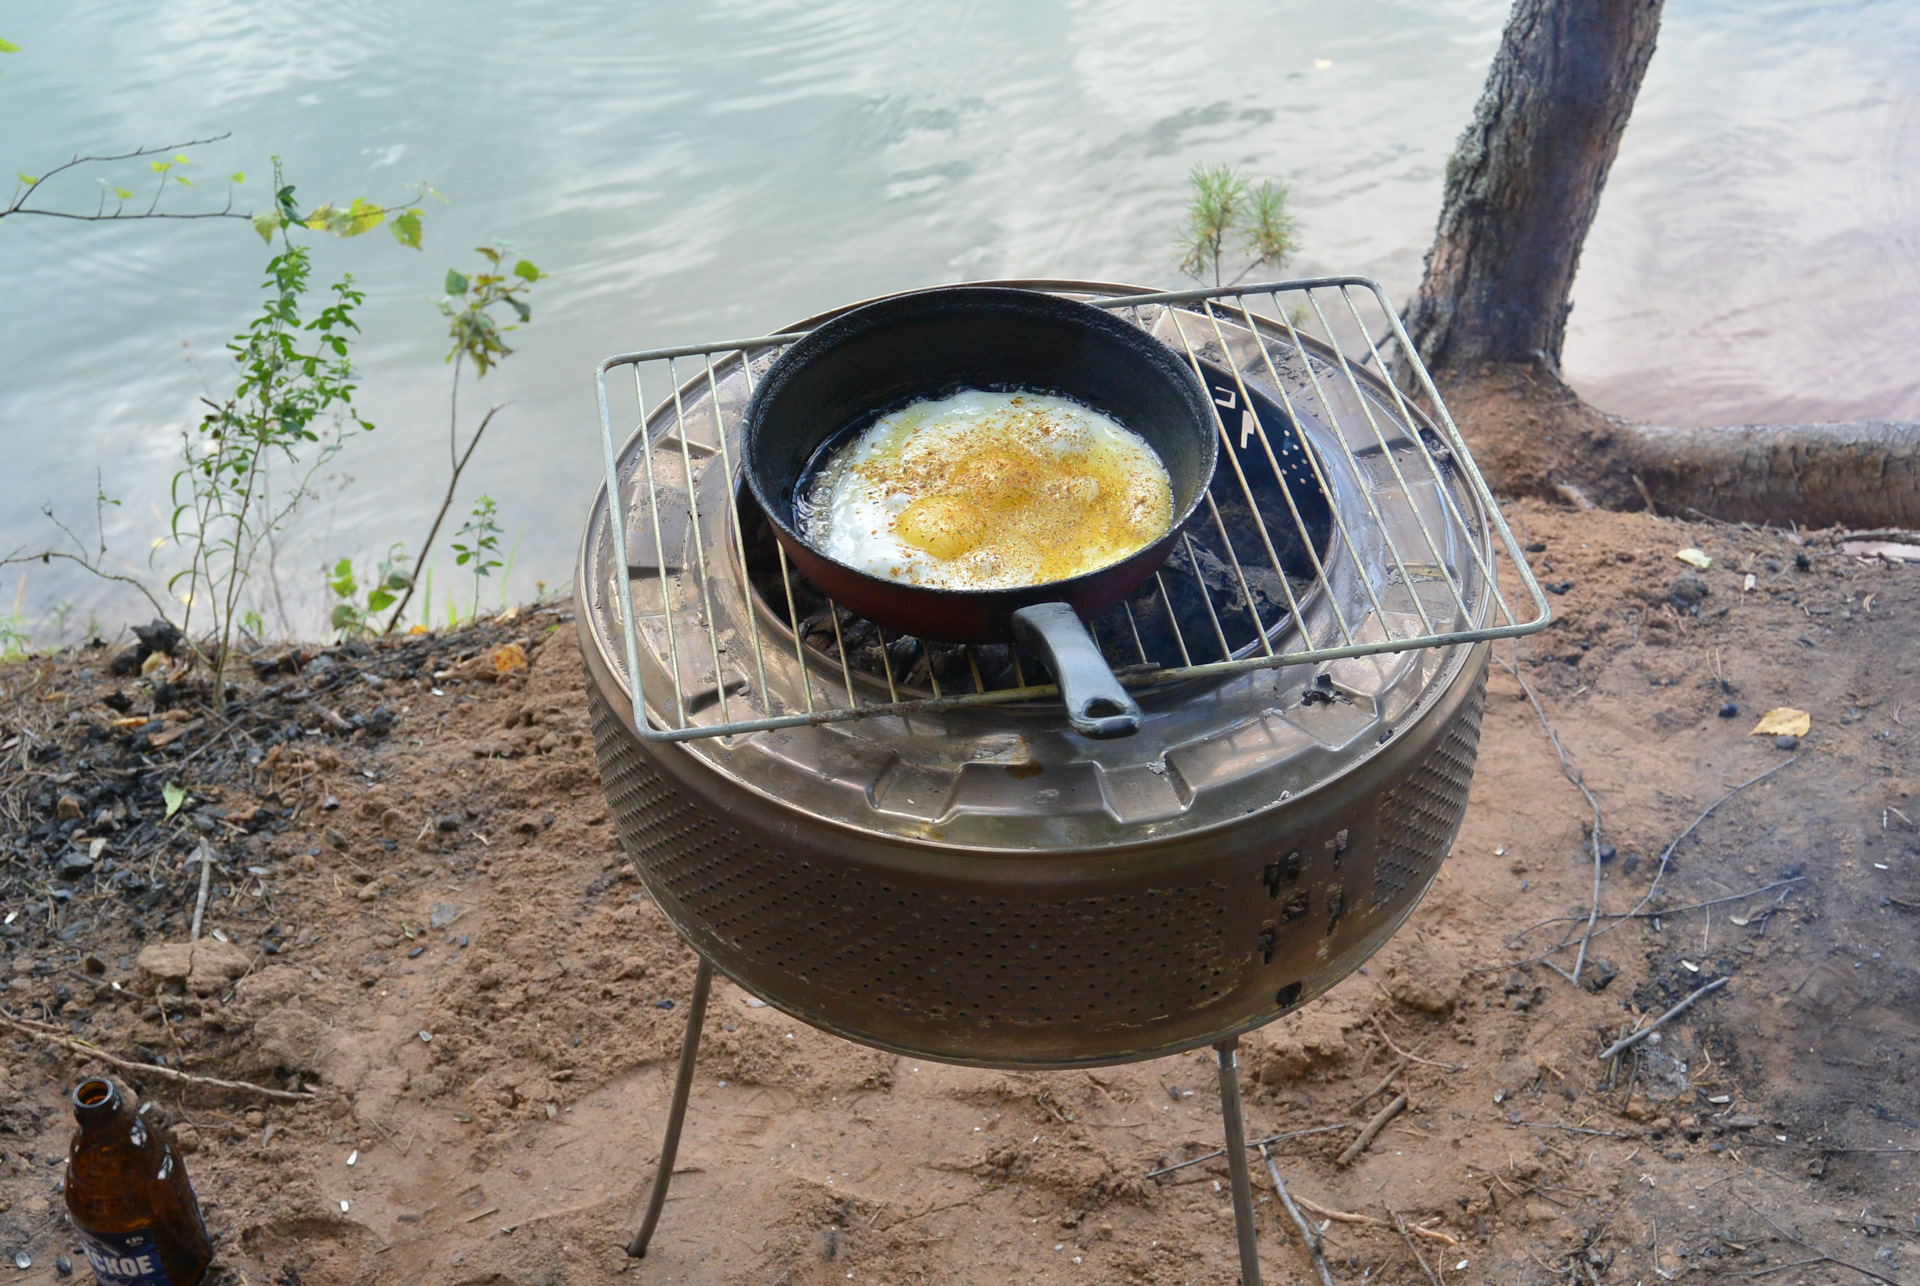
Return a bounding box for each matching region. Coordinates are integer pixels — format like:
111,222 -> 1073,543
2,501 -> 1917,1286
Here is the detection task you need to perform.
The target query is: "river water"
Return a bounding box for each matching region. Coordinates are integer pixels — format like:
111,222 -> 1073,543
2,0 -> 1915,638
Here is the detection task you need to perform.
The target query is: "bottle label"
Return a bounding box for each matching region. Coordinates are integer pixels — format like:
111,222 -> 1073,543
75,1228 -> 174,1286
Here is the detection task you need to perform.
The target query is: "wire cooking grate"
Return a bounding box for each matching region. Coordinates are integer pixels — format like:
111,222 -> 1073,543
590,277 -> 1549,743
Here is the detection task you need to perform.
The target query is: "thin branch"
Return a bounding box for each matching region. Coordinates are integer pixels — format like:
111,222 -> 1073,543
1615,757 -> 1800,925
383,400 -> 507,633
1143,1122 -> 1355,1179
1,1009 -> 313,1103
1261,1144 -> 1337,1286
1499,877 -> 1805,948
1493,647 -> 1606,981
0,548 -> 176,630
1391,1210 -> 1444,1286
1735,1195 -> 1903,1286
1469,758 -> 1800,975
1596,976 -> 1730,1061
4,135 -> 243,223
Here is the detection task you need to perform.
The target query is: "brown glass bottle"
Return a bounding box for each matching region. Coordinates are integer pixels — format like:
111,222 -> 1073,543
65,1078 -> 213,1286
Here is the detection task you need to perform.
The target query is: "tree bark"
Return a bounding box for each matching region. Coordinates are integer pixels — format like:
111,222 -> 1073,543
1405,0 -> 1664,372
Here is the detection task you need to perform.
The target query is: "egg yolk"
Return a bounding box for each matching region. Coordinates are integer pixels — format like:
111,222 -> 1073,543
896,494 -> 990,559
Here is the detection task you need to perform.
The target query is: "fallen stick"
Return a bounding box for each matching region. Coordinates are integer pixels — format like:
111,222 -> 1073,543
1370,1018 -> 1462,1071
1507,1120 -> 1637,1140
1493,648 -> 1607,983
1260,1144 -> 1337,1286
1144,1122 -> 1355,1179
1350,1040 -> 1427,1113
189,841 -> 213,942
1290,1195 -> 1459,1245
0,1009 -> 313,1103
1338,1094 -> 1406,1167
1596,976 -> 1730,1061
1391,1209 -> 1443,1286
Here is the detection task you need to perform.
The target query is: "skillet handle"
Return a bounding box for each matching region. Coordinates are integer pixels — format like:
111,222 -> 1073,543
1011,603 -> 1143,739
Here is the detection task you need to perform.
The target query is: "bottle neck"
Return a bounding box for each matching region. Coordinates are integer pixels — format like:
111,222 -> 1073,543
72,1078 -> 123,1128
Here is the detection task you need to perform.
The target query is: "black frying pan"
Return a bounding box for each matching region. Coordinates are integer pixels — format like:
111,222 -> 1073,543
741,286 -> 1218,738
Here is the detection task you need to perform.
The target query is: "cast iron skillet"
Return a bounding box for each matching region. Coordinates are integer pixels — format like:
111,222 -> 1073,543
741,286 -> 1219,738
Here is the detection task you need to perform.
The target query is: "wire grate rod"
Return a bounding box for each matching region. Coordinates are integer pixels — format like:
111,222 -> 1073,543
590,277 -> 1551,744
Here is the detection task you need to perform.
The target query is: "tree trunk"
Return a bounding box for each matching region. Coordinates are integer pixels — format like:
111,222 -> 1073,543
1404,0 -> 1919,529
1434,365 -> 1920,530
1405,0 -> 1663,372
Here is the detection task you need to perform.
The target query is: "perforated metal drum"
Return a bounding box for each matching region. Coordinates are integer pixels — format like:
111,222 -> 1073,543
578,279 -> 1534,1067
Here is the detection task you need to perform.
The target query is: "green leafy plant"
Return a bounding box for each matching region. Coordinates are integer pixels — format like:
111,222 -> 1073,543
327,543 -> 410,638
165,237 -> 371,708
1177,164 -> 1297,287
382,244 -> 543,632
450,494 -> 504,620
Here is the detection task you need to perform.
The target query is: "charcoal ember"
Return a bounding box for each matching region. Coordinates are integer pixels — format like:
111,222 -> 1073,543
1669,572 -> 1710,609
132,618 -> 184,657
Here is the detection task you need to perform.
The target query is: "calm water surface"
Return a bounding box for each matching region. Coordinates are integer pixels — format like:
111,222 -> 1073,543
2,0 -> 1915,635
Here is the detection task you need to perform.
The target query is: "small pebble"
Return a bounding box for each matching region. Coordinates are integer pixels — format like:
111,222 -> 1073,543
1719,702 -> 1739,718
654,999 -> 676,1010
56,1253 -> 72,1276
419,1030 -> 433,1042
407,946 -> 424,958
1775,734 -> 1800,750
13,1251 -> 32,1270
457,935 -> 469,949
320,796 -> 340,811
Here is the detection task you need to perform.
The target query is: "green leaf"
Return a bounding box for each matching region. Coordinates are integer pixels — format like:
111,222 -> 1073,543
175,174 -> 194,186
390,207 -> 422,249
0,38 -> 21,53
252,210 -> 282,243
339,195 -> 384,237
173,154 -> 191,165
114,186 -> 132,200
367,587 -> 395,613
512,259 -> 542,281
231,171 -> 246,183
150,160 -> 169,173
303,201 -> 335,231
330,603 -> 359,629
16,172 -> 36,185
506,296 -> 531,323
162,782 -> 187,819
444,268 -> 469,296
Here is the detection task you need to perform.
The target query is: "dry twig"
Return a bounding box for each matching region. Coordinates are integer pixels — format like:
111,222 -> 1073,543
1350,1041 -> 1424,1113
1,1009 -> 313,1102
1493,647 -> 1607,982
1392,1209 -> 1444,1286
1596,976 -> 1730,1061
1338,1094 -> 1406,1167
1260,1144 -> 1337,1286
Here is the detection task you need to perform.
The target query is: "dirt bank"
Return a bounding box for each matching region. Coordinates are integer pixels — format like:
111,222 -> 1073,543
2,503 -> 1916,1285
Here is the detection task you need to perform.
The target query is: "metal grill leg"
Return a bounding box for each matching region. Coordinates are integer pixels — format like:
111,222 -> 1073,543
625,955 -> 714,1259
1215,1037 -> 1264,1286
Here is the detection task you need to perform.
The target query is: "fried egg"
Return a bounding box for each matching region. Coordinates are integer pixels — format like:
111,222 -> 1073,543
799,390 -> 1175,590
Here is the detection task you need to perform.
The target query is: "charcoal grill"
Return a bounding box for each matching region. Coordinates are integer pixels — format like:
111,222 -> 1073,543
576,278 -> 1549,1282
